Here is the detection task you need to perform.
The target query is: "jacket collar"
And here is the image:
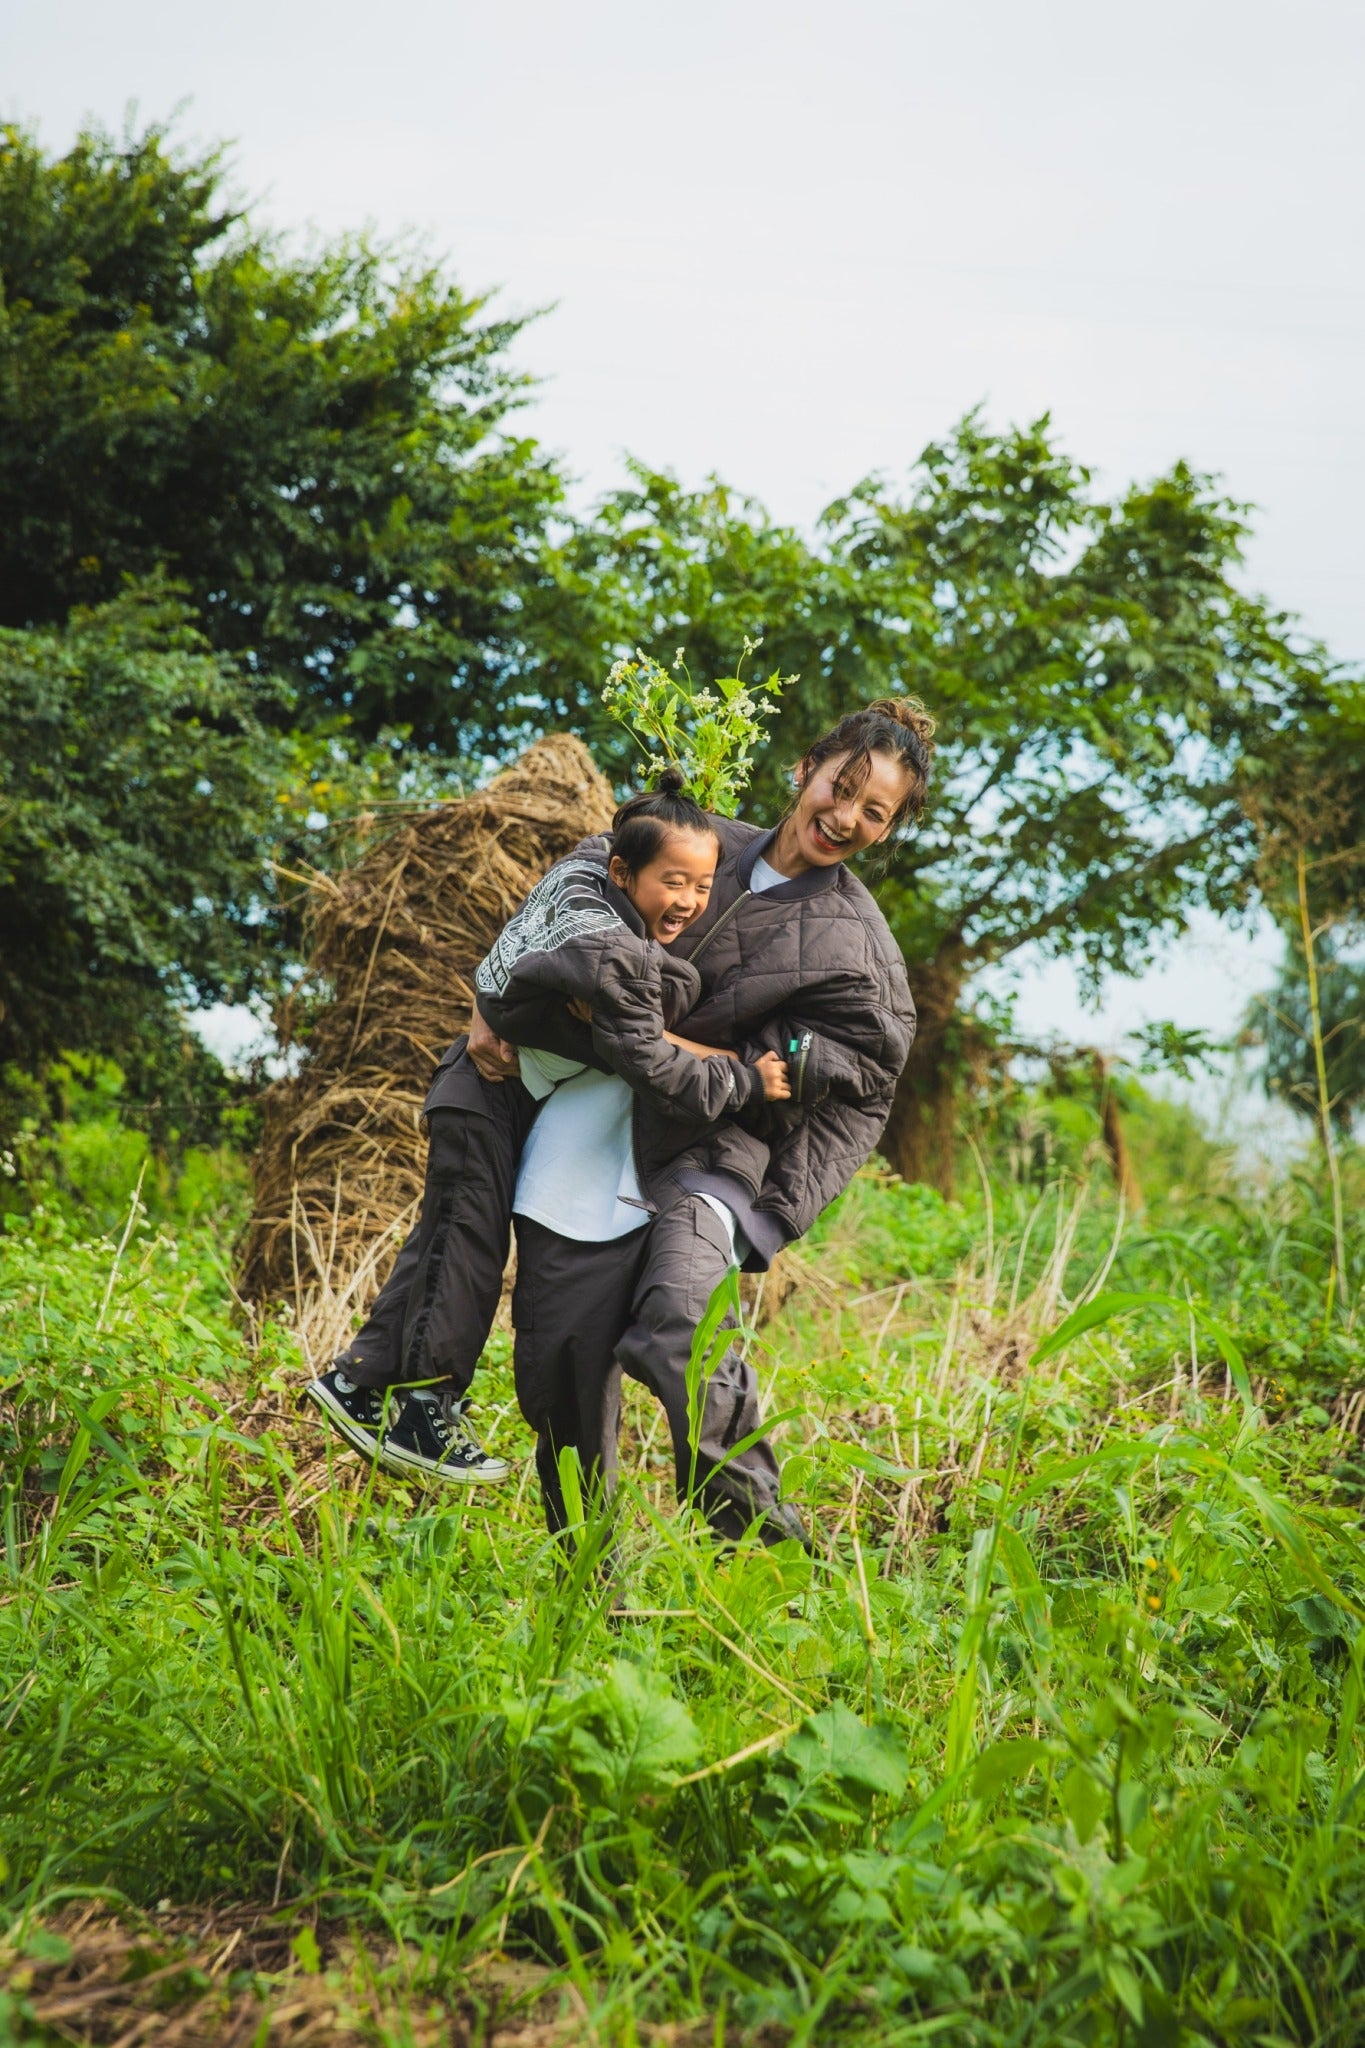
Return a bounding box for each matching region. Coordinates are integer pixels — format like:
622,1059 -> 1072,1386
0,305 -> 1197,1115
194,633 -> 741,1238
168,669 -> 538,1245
602,872 -> 646,936
737,827 -> 845,900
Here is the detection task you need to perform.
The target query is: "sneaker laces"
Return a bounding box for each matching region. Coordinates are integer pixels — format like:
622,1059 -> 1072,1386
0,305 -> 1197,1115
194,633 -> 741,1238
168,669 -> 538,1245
333,1369 -> 386,1418
412,1391 -> 488,1462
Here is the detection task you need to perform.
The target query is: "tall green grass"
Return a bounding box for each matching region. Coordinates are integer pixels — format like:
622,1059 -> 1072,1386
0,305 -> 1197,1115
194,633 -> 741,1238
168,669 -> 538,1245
3,1133 -> 1365,2044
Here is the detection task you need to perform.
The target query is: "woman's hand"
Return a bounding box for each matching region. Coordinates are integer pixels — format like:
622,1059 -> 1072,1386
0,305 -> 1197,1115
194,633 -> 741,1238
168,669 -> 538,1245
467,1003 -> 521,1082
753,1050 -> 792,1101
664,1028 -> 739,1062
567,996 -> 593,1023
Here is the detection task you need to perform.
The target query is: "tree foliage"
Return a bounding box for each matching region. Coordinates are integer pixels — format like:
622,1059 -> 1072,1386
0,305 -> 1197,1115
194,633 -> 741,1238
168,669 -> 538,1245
0,120 -> 564,753
0,583 -> 283,1074
2,119 -> 1361,1188
542,422 -> 1358,1182
1260,945 -> 1365,1136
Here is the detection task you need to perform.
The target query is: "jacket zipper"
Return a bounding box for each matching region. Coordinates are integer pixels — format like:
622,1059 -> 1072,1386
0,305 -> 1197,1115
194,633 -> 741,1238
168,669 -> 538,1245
625,1096 -> 657,1216
792,1029 -> 812,1102
686,888 -> 751,966
631,884 -> 752,1214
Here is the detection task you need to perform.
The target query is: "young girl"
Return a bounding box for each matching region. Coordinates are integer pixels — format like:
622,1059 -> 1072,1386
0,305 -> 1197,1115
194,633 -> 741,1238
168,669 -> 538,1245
306,771 -> 789,1481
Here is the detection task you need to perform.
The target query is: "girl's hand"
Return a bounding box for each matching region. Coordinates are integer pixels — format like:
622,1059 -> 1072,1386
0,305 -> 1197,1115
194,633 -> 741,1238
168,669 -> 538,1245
753,1050 -> 792,1101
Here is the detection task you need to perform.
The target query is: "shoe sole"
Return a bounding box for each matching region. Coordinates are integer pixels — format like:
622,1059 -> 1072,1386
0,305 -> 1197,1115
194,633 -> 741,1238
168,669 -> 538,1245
304,1378 -> 387,1461
371,1439 -> 511,1486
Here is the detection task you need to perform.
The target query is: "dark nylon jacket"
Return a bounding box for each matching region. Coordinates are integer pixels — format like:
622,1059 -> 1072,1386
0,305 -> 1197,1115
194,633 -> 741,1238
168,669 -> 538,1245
467,857 -> 764,1122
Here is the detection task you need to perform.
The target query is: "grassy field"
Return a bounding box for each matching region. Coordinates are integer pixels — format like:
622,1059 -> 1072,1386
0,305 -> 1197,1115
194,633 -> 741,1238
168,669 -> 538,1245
2,1100 -> 1365,2045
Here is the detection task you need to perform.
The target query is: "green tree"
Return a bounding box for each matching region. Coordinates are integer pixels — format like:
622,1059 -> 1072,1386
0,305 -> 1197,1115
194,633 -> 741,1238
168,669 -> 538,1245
0,120 -> 563,755
0,582 -> 284,1080
551,421 -> 1356,1188
1259,944 -> 1365,1137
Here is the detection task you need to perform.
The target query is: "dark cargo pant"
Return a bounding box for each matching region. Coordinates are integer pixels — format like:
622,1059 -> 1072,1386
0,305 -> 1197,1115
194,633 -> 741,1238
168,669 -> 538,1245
511,1189 -> 784,1541
510,1214 -> 646,1535
335,1047 -> 539,1394
616,1191 -> 784,1542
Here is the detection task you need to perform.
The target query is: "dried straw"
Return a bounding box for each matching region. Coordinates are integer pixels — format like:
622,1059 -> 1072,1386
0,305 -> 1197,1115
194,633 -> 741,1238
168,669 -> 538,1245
238,736 -> 616,1362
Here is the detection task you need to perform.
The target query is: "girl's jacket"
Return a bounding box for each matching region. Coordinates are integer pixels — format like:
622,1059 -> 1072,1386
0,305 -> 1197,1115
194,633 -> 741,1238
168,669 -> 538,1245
463,823 -> 916,1271
468,856 -> 767,1122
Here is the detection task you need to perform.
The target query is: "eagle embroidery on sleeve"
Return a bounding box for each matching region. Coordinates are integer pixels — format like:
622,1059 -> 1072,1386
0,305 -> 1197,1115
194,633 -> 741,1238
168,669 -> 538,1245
475,860 -> 621,998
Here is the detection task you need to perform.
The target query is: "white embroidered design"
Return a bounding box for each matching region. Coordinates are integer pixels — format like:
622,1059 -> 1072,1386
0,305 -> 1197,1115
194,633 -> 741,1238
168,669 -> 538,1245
476,859 -> 621,997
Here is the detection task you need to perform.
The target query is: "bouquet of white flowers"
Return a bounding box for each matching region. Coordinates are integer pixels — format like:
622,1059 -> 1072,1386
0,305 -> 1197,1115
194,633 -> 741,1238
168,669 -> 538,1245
601,638 -> 793,817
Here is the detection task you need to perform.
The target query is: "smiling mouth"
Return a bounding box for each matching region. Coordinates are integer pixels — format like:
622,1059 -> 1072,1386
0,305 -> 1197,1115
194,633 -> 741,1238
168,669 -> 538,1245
811,817 -> 851,852
657,910 -> 690,939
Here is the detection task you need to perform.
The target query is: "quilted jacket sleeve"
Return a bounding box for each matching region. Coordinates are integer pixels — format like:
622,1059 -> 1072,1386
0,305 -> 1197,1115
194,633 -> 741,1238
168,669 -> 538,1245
474,857 -> 620,1069
589,953 -> 760,1123
473,858 -> 759,1123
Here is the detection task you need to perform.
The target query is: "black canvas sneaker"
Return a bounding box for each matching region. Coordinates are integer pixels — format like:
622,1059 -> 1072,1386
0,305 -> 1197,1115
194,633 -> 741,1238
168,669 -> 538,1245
303,1367 -> 392,1458
377,1389 -> 511,1484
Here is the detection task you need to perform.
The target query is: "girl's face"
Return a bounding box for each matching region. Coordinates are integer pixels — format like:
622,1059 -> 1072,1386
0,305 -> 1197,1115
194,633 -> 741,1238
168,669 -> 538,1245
610,827 -> 719,943
783,748 -> 913,872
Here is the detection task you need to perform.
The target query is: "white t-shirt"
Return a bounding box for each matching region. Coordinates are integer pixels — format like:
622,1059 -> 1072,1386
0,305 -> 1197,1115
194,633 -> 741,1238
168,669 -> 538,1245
513,1067 -> 647,1241
749,852 -> 788,894
512,846 -> 790,1247
518,1045 -> 585,1101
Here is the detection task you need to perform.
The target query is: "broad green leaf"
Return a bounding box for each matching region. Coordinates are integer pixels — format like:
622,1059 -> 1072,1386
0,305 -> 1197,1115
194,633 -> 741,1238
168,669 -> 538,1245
567,1661 -> 700,1806
1187,1306 -> 1253,1414
1176,1583 -> 1235,1617
1028,1291 -> 1172,1368
556,1444 -> 585,1530
826,1442 -> 921,1483
1060,1765 -> 1107,1845
1030,1290 -> 1257,1421
963,1526 -> 995,1610
291,1926 -> 321,1975
1104,1957 -> 1146,2026
972,1736 -> 1058,1798
996,1523 -> 1053,1652
785,1705 -> 910,1799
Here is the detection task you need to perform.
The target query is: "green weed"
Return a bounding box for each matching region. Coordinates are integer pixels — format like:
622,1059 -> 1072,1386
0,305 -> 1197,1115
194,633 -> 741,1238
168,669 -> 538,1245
3,1127 -> 1365,2043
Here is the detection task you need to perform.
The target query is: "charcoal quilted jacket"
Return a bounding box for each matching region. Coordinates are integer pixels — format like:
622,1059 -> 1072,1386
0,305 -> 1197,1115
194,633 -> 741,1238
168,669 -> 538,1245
560,819 -> 917,1267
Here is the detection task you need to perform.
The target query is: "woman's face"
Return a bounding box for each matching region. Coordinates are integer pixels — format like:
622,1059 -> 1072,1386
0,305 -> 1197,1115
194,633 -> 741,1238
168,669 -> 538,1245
782,748 -> 913,872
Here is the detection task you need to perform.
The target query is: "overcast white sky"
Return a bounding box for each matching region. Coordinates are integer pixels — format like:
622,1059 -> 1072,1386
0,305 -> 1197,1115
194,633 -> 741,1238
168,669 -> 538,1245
7,0 -> 1361,1063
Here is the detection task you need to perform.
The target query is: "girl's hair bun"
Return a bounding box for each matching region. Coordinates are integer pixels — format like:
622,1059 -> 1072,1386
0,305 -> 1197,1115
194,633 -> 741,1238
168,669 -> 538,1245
610,765 -> 719,877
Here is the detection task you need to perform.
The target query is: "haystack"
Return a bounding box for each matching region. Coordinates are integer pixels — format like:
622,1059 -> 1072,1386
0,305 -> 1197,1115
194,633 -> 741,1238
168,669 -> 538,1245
239,735 -> 616,1364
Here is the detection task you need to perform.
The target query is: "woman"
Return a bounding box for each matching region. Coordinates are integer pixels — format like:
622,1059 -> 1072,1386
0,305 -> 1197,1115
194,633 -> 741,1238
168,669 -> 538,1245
471,698 -> 935,1547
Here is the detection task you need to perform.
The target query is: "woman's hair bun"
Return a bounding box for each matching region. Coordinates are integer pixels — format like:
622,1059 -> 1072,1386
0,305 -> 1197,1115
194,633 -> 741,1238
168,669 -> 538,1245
651,763 -> 687,796
868,696 -> 937,752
